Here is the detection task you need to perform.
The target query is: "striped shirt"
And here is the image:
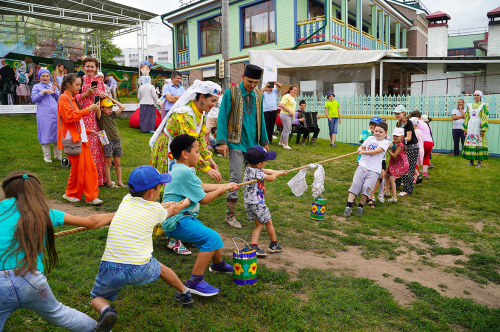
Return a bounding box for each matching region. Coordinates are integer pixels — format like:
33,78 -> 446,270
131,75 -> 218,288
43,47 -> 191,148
102,194 -> 168,265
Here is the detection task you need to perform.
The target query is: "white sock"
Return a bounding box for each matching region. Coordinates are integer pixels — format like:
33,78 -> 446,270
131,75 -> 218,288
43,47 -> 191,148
101,305 -> 110,314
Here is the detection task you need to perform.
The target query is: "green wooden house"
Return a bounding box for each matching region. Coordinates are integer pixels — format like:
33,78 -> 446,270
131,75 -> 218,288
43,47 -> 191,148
161,0 -> 428,83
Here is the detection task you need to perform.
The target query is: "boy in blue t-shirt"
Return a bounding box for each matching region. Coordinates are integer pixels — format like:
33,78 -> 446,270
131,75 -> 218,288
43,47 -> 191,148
162,134 -> 239,297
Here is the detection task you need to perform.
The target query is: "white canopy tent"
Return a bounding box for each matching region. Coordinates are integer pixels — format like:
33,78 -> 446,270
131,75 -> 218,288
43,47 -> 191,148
248,49 -> 408,96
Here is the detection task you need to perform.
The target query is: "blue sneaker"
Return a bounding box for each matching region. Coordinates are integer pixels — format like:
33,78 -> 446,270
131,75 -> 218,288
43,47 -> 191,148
186,280 -> 219,297
175,289 -> 194,306
209,260 -> 233,274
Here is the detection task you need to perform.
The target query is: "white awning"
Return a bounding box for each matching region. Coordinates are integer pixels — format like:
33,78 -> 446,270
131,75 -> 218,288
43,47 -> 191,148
248,50 -> 408,70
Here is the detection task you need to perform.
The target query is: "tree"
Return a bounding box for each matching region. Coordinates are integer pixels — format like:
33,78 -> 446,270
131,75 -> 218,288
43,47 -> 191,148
98,32 -> 122,65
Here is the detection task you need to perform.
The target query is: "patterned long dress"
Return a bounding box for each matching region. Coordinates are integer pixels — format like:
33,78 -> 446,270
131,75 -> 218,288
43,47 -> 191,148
150,102 -> 212,199
76,76 -> 107,185
462,102 -> 489,161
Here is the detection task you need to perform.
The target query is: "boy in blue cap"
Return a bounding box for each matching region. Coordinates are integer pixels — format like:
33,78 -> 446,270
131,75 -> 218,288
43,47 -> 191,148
243,146 -> 286,257
162,134 -> 239,297
90,165 -> 192,332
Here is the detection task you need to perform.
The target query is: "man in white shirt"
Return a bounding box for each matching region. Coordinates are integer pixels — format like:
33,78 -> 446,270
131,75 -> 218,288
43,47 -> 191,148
261,81 -> 282,144
451,99 -> 466,156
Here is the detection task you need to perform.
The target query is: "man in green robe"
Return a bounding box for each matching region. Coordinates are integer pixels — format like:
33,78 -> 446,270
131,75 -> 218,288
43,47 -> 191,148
216,64 -> 270,228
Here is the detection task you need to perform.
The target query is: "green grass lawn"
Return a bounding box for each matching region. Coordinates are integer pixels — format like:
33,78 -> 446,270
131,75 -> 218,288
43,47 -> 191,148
1,115 -> 500,331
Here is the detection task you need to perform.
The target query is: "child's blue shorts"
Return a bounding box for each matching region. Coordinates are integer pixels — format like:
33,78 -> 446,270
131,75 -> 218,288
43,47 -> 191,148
165,217 -> 223,252
90,257 -> 161,301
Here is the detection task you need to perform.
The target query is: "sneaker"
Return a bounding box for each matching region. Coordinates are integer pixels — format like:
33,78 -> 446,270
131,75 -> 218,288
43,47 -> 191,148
467,162 -> 474,166
167,240 -> 192,255
356,207 -> 363,215
278,141 -> 283,146
476,162 -> 482,167
429,163 -> 434,169
186,280 -> 219,297
283,145 -> 292,150
94,306 -> 117,332
330,143 -> 335,148
249,244 -> 267,257
44,157 -> 52,163
422,172 -> 429,177
87,198 -> 103,205
62,194 -> 80,203
268,242 -> 282,253
343,207 -> 352,217
209,260 -> 233,274
175,289 -> 193,307
225,215 -> 242,229
272,135 -> 277,140
378,195 -> 385,203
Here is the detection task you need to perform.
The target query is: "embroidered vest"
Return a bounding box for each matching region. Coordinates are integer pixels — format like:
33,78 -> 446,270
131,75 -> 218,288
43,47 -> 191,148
227,84 -> 262,144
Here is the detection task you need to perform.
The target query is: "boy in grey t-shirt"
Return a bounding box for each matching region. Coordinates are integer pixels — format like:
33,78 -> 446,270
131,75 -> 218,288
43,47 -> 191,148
243,146 -> 286,257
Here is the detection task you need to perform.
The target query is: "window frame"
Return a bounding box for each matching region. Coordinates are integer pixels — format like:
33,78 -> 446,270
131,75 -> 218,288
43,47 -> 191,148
198,14 -> 222,57
240,0 -> 276,50
176,22 -> 188,52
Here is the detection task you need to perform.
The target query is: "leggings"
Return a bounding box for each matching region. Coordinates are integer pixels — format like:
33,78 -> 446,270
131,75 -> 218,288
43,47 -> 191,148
423,141 -> 433,166
280,114 -> 293,143
395,147 -> 418,195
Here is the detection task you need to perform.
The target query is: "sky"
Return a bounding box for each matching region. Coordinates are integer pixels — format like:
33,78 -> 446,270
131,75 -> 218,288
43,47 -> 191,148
113,0 -> 499,50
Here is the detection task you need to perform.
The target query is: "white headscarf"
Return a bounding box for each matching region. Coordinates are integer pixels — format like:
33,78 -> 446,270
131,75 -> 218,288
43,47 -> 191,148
474,90 -> 483,98
149,80 -> 222,148
18,61 -> 26,73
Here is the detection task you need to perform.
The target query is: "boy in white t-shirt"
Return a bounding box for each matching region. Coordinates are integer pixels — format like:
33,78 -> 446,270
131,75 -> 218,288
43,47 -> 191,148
90,165 -> 191,332
343,122 -> 390,217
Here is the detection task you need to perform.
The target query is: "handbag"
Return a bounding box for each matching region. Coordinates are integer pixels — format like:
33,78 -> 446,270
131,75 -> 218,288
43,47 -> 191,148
59,95 -> 82,156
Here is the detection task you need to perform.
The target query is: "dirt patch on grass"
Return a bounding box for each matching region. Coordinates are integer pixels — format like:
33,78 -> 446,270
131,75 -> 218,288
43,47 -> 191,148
14,191 -> 498,310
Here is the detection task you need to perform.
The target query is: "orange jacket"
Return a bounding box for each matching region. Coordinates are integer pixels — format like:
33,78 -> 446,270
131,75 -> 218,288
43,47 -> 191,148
57,91 -> 91,149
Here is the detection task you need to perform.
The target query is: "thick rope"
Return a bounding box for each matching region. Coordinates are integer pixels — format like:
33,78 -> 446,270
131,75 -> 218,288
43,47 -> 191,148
234,151 -> 359,189
54,227 -> 89,239
55,151 -> 358,238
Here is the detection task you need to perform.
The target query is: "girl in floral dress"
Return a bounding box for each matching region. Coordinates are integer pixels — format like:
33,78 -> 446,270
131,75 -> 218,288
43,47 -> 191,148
384,128 -> 409,202
149,80 -> 223,256
76,57 -> 108,186
463,90 -> 489,167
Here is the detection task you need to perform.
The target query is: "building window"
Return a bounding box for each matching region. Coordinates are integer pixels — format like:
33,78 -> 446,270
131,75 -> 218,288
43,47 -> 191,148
309,1 -> 324,18
243,0 -> 275,48
177,22 -> 188,51
200,15 -> 221,56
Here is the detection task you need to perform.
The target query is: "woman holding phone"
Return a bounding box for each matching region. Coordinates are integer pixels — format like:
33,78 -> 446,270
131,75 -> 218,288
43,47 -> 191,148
76,57 -> 108,186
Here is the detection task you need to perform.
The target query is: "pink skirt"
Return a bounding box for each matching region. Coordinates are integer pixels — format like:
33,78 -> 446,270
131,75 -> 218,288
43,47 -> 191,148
16,83 -> 30,96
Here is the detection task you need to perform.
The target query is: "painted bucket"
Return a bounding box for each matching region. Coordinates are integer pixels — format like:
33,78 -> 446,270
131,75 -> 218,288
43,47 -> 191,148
310,197 -> 327,221
232,238 -> 257,286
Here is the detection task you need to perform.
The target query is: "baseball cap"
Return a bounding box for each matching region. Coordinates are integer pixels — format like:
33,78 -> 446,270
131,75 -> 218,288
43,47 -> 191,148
392,128 -> 405,137
369,116 -> 382,124
128,165 -> 172,193
393,105 -> 407,113
245,146 -> 277,165
100,98 -> 114,108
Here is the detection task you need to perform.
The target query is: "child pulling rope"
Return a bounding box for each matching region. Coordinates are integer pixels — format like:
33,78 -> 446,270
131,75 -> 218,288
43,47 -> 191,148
54,151 -> 358,239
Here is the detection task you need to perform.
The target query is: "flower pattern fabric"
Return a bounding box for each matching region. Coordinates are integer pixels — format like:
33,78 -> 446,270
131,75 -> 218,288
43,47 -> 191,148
76,76 -> 107,185
462,102 -> 489,161
386,142 -> 409,178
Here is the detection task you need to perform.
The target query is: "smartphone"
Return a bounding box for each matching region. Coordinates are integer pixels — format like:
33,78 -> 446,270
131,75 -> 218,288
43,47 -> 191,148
94,95 -> 100,104
268,82 -> 274,88
91,80 -> 98,88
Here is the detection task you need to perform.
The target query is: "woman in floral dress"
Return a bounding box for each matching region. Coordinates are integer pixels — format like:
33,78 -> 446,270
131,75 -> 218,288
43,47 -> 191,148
76,57 -> 108,186
149,80 -> 222,255
463,90 -> 489,167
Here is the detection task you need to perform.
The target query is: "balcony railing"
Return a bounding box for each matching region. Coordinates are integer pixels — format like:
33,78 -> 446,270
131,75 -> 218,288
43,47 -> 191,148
331,17 -> 344,44
177,48 -> 189,67
347,24 -> 359,48
361,31 -> 374,50
296,16 -> 326,44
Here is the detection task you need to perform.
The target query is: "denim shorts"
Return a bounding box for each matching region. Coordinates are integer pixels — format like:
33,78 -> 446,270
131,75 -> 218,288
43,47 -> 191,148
90,257 -> 161,301
328,118 -> 339,135
165,217 -> 223,252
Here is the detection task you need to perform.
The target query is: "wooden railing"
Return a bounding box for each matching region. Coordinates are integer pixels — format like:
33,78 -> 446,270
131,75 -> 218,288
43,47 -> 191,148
361,31 -> 373,50
177,48 -> 189,67
347,24 -> 359,48
331,16 -> 345,44
296,16 -> 326,44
